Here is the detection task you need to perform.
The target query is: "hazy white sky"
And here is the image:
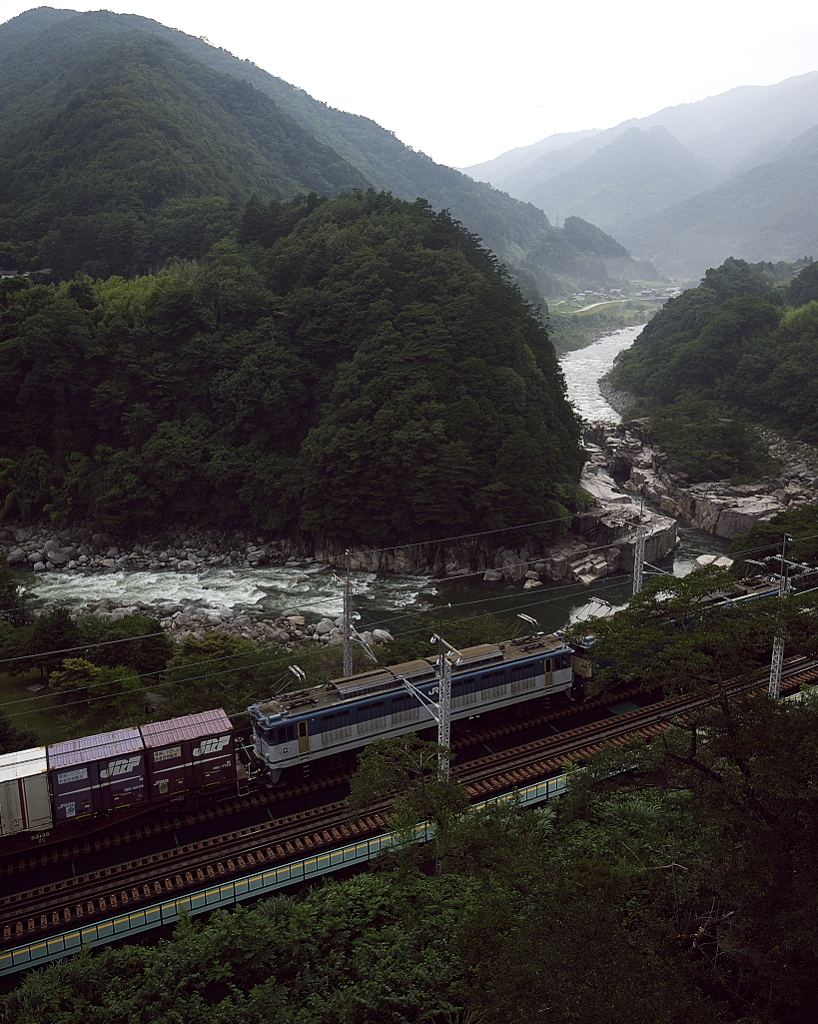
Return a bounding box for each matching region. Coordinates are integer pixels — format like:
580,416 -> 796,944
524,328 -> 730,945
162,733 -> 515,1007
4,1 -> 818,167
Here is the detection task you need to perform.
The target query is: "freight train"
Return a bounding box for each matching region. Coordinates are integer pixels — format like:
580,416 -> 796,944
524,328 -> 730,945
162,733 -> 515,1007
1,633 -> 575,842
0,709 -> 235,841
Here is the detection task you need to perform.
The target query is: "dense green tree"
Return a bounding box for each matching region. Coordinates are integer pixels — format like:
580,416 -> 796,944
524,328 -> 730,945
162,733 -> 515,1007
700,256 -> 774,301
0,708 -> 38,754
161,632 -> 284,718
0,554 -> 32,627
75,613 -> 173,677
563,692 -> 818,1020
610,256 -> 818,445
649,396 -> 775,481
730,504 -> 818,565
785,259 -> 818,305
347,735 -> 470,870
15,606 -> 79,682
0,191 -> 584,546
571,564 -> 818,696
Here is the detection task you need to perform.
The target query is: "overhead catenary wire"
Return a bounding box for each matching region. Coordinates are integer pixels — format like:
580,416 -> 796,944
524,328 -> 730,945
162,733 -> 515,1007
0,530 -> 803,677
3,516 -> 816,720
0,570 -> 630,720
0,523 -> 784,680
3,567 -> 818,725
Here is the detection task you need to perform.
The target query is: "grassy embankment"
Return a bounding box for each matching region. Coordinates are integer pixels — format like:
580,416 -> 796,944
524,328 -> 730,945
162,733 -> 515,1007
0,671 -> 69,745
548,297 -> 658,353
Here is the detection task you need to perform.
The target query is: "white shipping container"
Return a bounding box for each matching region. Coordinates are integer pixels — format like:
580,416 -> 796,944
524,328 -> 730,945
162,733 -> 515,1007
0,746 -> 52,836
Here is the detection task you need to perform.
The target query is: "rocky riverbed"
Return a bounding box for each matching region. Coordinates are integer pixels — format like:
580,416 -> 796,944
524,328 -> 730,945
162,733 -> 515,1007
0,488 -> 679,648
0,526 -> 399,647
585,419 -> 818,539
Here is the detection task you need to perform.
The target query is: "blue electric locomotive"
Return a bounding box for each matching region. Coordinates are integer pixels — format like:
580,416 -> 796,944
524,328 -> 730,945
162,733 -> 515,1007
248,635 -> 574,783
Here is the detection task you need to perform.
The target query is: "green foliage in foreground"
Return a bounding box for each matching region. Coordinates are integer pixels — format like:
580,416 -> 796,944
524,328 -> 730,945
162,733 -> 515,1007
346,735 -> 470,854
572,564 -> 818,697
6,693 -> 818,1023
730,503 -> 818,565
609,257 -> 818,451
0,190 -> 583,546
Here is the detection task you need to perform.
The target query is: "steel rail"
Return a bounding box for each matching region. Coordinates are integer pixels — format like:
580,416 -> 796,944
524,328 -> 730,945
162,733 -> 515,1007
3,659 -> 816,946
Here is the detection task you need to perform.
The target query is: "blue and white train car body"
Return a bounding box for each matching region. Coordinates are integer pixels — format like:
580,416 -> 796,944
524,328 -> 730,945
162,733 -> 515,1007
248,635 -> 573,783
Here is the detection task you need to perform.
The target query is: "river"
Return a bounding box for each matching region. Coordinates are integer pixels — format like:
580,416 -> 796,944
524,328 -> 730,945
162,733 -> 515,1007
560,324 -> 642,422
29,325 -> 727,636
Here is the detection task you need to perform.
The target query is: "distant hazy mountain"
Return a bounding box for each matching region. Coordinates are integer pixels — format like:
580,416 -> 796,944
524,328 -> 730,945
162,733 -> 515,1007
463,130 -> 601,185
0,7 -> 656,297
616,124 -> 818,279
469,73 -> 818,191
518,126 -> 718,233
465,73 -> 818,278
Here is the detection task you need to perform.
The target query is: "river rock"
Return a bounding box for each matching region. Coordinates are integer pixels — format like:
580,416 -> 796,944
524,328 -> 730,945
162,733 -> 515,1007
585,420 -> 818,540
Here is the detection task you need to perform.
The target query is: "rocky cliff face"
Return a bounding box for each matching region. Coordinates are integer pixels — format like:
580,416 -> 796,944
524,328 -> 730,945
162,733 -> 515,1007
585,420 -> 818,539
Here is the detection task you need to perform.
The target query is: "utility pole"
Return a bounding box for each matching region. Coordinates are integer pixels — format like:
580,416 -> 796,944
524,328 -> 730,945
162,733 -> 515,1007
769,534 -> 791,699
433,635 -> 453,777
394,634 -> 462,781
342,550 -> 353,678
633,524 -> 646,596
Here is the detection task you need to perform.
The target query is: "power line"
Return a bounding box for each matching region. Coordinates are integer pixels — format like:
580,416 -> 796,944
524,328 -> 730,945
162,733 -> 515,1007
0,630 -> 168,667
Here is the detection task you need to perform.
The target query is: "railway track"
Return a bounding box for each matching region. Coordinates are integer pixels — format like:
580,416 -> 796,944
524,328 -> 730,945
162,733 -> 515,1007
0,680 -> 647,878
464,661 -> 818,796
3,661 -> 815,947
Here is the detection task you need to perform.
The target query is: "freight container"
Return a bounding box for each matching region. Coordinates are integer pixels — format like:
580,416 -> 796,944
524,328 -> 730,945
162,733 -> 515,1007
0,747 -> 52,836
48,728 -> 146,822
141,708 -> 235,799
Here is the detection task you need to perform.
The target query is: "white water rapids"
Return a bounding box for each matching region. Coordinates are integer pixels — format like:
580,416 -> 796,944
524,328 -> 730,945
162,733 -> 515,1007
30,563 -> 438,625
559,324 -> 642,422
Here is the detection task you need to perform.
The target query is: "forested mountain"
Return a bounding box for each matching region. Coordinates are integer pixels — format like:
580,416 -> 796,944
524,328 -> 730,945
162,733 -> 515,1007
0,20 -> 368,279
0,190 -> 584,544
608,258 -> 818,476
465,73 -> 818,278
0,7 -> 655,297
